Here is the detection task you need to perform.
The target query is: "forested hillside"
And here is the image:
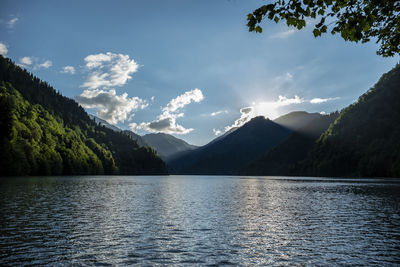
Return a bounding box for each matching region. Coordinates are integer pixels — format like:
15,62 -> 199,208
0,56 -> 167,176
300,64 -> 400,177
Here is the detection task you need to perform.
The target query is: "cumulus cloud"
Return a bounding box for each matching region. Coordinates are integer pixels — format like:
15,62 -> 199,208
271,28 -> 296,39
211,110 -> 228,116
18,57 -> 53,69
19,56 -> 33,66
37,60 -> 52,69
7,17 -> 18,28
130,88 -> 204,135
76,89 -> 148,125
62,66 -> 75,74
224,106 -> 254,132
163,88 -> 203,113
0,42 -> 8,56
213,128 -> 222,136
310,97 -> 339,104
81,52 -> 139,89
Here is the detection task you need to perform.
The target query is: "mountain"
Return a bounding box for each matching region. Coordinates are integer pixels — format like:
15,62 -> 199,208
273,111 -> 322,131
242,112 -> 339,176
0,56 -> 167,176
141,133 -> 197,161
299,64 -> 400,177
122,130 -> 148,147
89,114 -> 122,133
88,115 -> 195,157
168,116 -> 293,175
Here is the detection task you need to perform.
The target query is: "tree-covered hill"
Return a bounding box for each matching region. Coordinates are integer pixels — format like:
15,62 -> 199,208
300,64 -> 400,177
0,56 -> 167,176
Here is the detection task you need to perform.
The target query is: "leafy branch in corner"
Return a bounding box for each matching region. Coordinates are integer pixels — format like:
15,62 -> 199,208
247,0 -> 400,57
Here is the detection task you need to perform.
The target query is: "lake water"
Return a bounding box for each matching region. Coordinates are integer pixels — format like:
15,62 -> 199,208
1,176 -> 399,266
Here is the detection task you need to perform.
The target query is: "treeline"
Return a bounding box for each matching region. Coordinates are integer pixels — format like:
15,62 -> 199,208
0,56 -> 167,176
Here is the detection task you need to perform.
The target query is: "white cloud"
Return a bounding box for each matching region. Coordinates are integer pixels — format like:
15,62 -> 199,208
211,110 -> 228,116
213,128 -> 222,136
271,28 -> 296,39
37,60 -> 52,69
76,89 -> 148,125
320,111 -> 327,115
82,52 -> 139,89
0,42 -> 8,56
277,95 -> 304,105
18,57 -> 53,69
130,88 -> 204,135
310,97 -> 339,104
62,66 -> 75,74
19,56 -> 33,66
163,88 -> 203,113
7,17 -> 18,28
224,106 -> 255,132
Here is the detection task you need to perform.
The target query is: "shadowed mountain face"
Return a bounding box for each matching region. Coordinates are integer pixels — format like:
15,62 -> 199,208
273,111 -> 322,132
300,64 -> 400,177
242,112 -> 339,176
141,133 -> 198,161
168,116 -> 293,175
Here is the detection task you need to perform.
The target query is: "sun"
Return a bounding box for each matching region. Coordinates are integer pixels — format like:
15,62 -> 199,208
254,101 -> 280,120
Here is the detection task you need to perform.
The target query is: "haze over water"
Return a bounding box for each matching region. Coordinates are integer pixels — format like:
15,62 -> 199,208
1,176 -> 399,266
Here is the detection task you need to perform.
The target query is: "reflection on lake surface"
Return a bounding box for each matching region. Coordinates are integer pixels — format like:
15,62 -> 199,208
1,176 -> 400,266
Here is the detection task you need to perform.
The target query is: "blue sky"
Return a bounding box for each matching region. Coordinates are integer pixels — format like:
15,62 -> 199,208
1,0 -> 398,145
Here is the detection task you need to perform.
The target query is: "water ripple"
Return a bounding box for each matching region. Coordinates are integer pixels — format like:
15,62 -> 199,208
1,176 -> 400,266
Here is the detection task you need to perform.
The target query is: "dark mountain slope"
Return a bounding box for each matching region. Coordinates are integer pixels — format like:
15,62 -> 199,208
0,56 -> 167,175
123,130 -> 148,147
141,133 -> 197,161
274,111 -> 322,131
169,116 -> 292,175
242,112 -> 338,176
301,64 -> 400,177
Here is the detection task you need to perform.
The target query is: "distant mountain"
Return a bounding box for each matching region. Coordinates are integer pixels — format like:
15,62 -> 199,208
122,130 -> 148,147
273,111 -> 322,131
141,133 -> 197,161
242,112 -> 339,176
299,64 -> 400,177
169,116 -> 293,175
0,56 -> 167,176
87,115 -> 195,157
89,114 -> 122,132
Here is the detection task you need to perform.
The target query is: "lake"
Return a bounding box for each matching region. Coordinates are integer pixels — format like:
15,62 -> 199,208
1,176 -> 399,266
